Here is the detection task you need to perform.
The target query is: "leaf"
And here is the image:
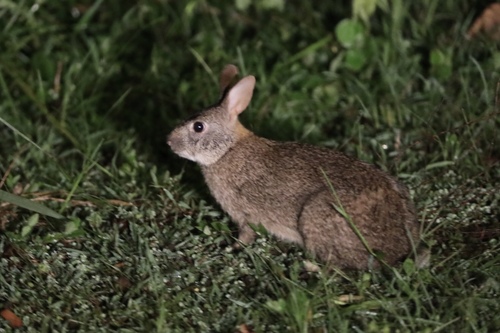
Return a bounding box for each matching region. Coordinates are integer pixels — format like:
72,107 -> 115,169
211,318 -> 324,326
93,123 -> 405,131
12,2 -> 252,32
260,0 -> 285,11
335,19 -> 365,48
353,0 -> 378,23
0,190 -> 64,219
21,214 -> 39,237
265,298 -> 286,313
238,324 -> 255,333
334,294 -> 364,305
64,218 -> 83,236
402,258 -> 416,275
467,3 -> 500,40
424,161 -> 455,170
203,225 -> 211,236
429,48 -> 453,80
345,49 -> 367,71
235,0 -> 251,11
1,308 -> 23,328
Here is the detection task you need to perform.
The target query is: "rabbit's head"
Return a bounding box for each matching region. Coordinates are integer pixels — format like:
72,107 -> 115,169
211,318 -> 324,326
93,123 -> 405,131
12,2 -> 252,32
167,65 -> 256,166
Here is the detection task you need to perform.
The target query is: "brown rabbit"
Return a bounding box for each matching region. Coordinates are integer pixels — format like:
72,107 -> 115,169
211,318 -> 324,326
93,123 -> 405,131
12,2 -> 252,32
167,64 -> 420,270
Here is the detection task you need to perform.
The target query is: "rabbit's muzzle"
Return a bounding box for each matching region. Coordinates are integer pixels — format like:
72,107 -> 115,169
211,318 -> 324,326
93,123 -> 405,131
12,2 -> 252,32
167,132 -> 184,155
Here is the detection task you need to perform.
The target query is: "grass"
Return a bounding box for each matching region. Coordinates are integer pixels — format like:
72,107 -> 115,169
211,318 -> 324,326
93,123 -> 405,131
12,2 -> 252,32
0,1 -> 499,332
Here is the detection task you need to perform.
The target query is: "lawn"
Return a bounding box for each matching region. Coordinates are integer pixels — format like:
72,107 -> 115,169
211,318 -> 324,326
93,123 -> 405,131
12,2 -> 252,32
0,1 -> 499,332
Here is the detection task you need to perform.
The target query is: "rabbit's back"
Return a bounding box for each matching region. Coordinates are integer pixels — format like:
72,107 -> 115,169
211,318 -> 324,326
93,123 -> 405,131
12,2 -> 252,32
202,134 -> 418,268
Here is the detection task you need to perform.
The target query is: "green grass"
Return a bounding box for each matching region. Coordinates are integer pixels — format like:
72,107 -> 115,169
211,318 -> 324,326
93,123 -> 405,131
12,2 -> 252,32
1,1 -> 499,332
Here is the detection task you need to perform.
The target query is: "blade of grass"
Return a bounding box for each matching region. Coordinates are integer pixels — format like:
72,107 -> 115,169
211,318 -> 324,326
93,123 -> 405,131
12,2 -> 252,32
274,35 -> 332,71
0,190 -> 64,219
0,116 -> 43,151
75,0 -> 105,32
320,168 -> 388,268
0,63 -> 80,148
470,56 -> 489,103
0,64 -> 113,179
189,47 -> 217,86
60,140 -> 104,213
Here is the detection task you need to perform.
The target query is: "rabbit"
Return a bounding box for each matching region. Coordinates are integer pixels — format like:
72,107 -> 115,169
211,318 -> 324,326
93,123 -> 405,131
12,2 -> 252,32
167,64 -> 420,270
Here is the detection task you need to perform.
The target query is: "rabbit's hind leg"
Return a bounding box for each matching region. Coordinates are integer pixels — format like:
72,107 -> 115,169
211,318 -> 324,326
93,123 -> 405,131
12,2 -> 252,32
297,190 -> 370,269
234,222 -> 257,248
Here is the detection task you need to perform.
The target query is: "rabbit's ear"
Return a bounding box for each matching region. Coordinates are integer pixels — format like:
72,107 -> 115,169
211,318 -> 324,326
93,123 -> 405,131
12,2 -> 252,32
219,64 -> 239,97
225,75 -> 256,117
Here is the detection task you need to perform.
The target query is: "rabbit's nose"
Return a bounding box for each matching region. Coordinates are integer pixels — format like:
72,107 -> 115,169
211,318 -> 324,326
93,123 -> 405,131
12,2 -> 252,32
167,133 -> 178,148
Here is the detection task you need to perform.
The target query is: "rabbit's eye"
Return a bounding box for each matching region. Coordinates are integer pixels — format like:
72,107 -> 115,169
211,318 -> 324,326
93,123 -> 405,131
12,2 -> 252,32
193,122 -> 204,133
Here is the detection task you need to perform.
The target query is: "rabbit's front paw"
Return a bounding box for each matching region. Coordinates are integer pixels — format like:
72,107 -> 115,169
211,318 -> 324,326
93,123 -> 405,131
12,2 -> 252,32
234,224 -> 257,248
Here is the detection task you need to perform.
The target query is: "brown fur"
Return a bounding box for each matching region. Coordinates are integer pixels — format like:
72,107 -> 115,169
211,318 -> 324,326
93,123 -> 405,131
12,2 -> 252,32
167,65 -> 420,270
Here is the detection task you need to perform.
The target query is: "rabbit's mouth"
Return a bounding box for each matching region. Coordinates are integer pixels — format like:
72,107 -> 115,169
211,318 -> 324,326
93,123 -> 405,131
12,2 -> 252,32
172,149 -> 217,166
175,150 -> 196,162
167,135 -> 195,162
168,142 -> 196,162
